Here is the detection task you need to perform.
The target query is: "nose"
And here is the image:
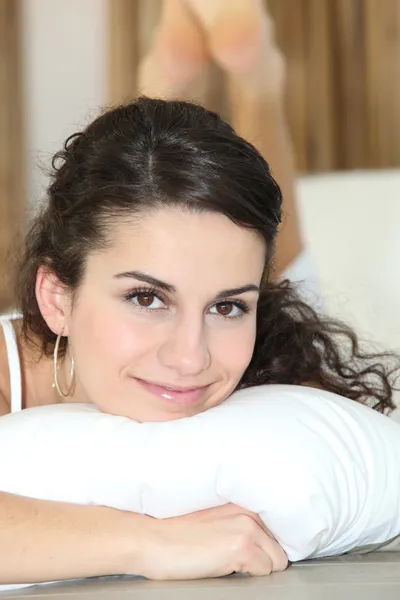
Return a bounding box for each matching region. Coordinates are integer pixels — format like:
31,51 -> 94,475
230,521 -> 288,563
158,314 -> 211,377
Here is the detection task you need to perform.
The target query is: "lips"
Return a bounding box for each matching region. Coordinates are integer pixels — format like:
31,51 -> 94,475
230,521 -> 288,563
134,377 -> 208,406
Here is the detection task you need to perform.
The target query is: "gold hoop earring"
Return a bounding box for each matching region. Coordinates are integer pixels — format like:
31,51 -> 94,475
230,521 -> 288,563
53,332 -> 75,398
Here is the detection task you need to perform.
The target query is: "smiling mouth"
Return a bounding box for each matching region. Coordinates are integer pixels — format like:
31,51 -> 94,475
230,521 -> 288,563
138,378 -> 206,392
134,377 -> 209,406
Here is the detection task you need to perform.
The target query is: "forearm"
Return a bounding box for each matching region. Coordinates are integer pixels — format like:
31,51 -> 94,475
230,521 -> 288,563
0,491 -> 147,585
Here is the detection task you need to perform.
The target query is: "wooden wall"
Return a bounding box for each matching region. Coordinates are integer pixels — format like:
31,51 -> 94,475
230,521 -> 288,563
109,0 -> 400,173
0,0 -> 25,311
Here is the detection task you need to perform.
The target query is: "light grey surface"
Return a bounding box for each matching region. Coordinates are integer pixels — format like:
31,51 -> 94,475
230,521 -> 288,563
2,553 -> 400,600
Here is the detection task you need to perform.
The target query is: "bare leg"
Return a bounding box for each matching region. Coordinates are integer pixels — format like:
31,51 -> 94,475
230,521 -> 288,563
184,0 -> 302,274
185,0 -> 269,76
227,66 -> 303,275
138,0 -> 209,101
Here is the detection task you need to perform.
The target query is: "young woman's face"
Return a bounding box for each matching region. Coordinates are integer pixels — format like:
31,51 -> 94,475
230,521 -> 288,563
64,208 -> 266,421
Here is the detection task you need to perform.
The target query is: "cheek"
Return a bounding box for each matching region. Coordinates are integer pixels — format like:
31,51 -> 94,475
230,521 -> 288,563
70,301 -> 159,368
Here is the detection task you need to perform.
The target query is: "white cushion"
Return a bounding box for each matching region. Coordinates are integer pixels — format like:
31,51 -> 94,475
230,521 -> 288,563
0,384 -> 399,585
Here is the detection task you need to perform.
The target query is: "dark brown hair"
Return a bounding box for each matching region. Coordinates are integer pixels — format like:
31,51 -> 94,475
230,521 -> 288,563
15,97 -> 399,412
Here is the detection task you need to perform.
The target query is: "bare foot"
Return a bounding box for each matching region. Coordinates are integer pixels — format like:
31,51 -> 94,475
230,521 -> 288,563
138,0 -> 209,99
184,0 -> 285,95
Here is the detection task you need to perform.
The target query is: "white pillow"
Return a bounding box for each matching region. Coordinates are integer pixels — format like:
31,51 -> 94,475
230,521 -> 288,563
0,384 -> 399,587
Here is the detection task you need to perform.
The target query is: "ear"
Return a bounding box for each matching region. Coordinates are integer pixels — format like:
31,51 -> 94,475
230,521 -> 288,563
35,266 -> 72,336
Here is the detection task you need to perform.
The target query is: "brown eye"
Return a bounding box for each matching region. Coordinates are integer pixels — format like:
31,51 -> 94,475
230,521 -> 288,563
216,302 -> 233,316
209,301 -> 248,319
136,293 -> 155,307
125,290 -> 165,310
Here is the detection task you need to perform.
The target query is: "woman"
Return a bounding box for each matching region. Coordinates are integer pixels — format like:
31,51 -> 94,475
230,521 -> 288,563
0,97 -> 398,585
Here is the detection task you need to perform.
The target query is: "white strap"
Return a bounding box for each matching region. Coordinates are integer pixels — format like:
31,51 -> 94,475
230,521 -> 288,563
1,320 -> 22,413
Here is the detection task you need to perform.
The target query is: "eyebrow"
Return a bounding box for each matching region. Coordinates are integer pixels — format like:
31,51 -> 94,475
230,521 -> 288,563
114,270 -> 260,299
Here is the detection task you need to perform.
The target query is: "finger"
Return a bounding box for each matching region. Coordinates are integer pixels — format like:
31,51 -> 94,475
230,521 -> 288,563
237,543 -> 274,577
253,524 -> 288,572
238,509 -> 282,550
247,511 -> 276,539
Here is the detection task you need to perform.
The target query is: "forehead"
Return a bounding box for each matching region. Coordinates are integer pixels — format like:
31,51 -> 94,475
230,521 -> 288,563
90,207 -> 266,287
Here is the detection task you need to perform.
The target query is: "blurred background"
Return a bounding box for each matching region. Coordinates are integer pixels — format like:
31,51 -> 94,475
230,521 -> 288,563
1,0 -> 400,355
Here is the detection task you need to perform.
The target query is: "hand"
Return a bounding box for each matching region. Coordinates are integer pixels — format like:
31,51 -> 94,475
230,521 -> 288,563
133,503 -> 288,580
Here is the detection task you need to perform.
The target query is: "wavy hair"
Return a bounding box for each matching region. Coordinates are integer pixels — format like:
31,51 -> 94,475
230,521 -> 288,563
15,97 -> 399,413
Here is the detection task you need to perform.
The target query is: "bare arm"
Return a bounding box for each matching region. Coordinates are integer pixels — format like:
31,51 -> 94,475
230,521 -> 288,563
0,492 -> 286,584
0,492 -> 147,585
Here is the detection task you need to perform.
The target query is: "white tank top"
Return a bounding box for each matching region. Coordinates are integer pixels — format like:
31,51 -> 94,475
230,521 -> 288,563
0,314 -> 22,413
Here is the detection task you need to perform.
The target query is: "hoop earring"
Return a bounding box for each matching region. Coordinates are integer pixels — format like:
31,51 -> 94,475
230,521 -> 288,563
53,332 -> 75,398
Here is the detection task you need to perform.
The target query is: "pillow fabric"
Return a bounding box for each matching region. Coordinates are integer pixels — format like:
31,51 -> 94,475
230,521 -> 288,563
0,384 -> 399,587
